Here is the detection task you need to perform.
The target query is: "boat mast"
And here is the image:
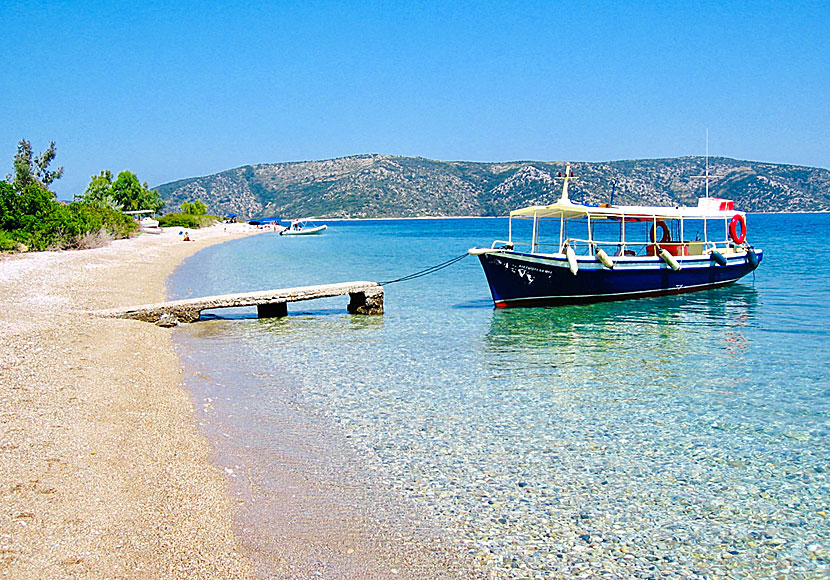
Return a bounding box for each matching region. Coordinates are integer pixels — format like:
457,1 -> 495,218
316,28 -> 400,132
692,130 -> 711,199
690,130 -> 711,242
703,129 -> 709,243
558,164 -> 574,202
705,128 -> 709,199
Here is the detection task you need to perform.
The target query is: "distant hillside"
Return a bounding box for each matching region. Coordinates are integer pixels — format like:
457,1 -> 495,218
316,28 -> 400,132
155,154 -> 830,219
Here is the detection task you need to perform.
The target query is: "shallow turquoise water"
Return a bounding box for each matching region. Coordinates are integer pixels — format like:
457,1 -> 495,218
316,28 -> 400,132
169,214 -> 829,579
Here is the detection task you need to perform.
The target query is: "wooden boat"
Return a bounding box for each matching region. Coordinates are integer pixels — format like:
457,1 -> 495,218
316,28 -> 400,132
279,219 -> 327,236
469,166 -> 762,307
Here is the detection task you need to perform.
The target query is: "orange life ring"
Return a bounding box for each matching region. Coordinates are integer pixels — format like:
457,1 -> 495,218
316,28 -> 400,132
729,214 -> 747,244
650,220 -> 671,243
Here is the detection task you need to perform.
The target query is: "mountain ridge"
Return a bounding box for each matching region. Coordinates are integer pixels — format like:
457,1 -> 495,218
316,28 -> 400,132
155,154 -> 830,218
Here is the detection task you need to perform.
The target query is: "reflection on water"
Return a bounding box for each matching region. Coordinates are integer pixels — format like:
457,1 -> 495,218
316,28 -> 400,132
483,286 -> 760,401
193,310 -> 386,340
487,284 -> 759,347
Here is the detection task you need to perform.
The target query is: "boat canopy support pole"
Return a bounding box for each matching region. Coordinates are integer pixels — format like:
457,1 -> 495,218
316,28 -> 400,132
587,214 -> 594,255
621,213 -> 626,254
531,212 -> 539,253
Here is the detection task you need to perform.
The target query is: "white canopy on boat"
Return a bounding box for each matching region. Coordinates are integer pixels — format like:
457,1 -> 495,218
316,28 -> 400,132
509,197 -> 744,221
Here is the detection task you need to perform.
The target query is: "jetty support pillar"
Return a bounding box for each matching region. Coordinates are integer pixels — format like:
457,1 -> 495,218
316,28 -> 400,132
347,287 -> 384,315
257,301 -> 288,318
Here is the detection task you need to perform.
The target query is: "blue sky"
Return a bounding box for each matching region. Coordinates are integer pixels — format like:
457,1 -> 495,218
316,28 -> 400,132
2,0 -> 828,200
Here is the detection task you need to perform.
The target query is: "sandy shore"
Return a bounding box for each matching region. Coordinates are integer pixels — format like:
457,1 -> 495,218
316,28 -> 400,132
0,223 -> 485,580
0,224 -> 261,579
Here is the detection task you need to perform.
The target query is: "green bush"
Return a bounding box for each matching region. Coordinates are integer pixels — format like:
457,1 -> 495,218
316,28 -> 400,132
0,181 -> 138,251
0,230 -> 19,251
181,200 -> 208,215
158,213 -> 217,228
0,181 -> 56,231
158,213 -> 200,228
55,203 -> 137,248
68,203 -> 136,239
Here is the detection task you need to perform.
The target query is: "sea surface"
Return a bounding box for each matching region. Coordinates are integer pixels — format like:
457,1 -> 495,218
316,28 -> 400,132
168,214 -> 829,579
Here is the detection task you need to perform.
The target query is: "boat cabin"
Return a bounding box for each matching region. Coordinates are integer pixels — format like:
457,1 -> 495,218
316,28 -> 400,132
497,196 -> 748,260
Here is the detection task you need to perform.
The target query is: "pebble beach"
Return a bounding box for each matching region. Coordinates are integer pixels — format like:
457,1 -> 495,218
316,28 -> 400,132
0,225 -> 260,579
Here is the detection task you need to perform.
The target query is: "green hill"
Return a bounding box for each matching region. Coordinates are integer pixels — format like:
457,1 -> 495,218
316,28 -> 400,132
155,154 -> 830,219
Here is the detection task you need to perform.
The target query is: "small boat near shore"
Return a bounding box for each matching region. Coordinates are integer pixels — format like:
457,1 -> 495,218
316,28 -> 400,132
279,218 -> 327,236
469,166 -> 762,307
138,217 -> 161,234
125,210 -> 161,234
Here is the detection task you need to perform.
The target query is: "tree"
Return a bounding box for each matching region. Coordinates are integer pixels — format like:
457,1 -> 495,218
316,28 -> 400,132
110,170 -> 164,213
78,170 -> 120,209
181,200 -> 208,215
0,180 -> 61,234
8,139 -> 64,193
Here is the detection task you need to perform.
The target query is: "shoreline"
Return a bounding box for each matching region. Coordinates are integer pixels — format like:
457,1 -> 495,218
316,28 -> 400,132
0,224 -> 261,578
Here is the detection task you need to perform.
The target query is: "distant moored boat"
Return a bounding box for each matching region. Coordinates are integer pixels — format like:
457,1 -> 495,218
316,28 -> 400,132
279,218 -> 328,236
125,210 -> 161,234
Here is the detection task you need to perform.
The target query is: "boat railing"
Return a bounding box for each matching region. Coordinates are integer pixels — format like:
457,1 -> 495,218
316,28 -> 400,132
564,238 -> 640,257
565,237 -> 736,258
492,237 -> 740,257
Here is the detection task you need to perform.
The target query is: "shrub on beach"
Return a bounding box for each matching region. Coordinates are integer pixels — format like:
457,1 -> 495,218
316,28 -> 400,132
58,203 -> 136,249
74,229 -> 115,249
180,200 -> 208,215
1,140 -> 155,253
0,181 -> 137,251
158,213 -> 200,228
158,212 -> 217,228
0,230 -> 18,251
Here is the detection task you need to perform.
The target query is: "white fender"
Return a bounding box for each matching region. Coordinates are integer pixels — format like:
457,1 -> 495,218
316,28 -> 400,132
658,248 -> 682,271
468,247 -> 500,255
566,246 -> 579,275
596,248 -> 615,269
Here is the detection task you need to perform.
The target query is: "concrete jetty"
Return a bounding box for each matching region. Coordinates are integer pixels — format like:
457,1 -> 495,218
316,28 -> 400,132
93,281 -> 384,324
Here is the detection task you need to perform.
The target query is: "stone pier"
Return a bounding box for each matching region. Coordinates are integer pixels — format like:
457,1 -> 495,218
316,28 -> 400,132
93,281 -> 384,324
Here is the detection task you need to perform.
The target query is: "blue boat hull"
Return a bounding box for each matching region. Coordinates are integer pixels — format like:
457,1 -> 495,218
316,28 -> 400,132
477,249 -> 763,307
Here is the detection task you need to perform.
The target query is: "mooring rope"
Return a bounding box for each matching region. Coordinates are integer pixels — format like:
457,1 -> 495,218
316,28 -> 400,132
380,252 -> 470,285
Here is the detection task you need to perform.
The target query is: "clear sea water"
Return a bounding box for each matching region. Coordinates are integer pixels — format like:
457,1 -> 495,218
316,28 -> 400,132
168,214 -> 829,579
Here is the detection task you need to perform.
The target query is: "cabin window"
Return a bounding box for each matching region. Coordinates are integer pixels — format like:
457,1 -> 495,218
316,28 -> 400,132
507,211 -> 737,258
588,218 -> 621,257
508,217 -> 535,251
529,217 -> 561,254
562,218 -> 590,254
